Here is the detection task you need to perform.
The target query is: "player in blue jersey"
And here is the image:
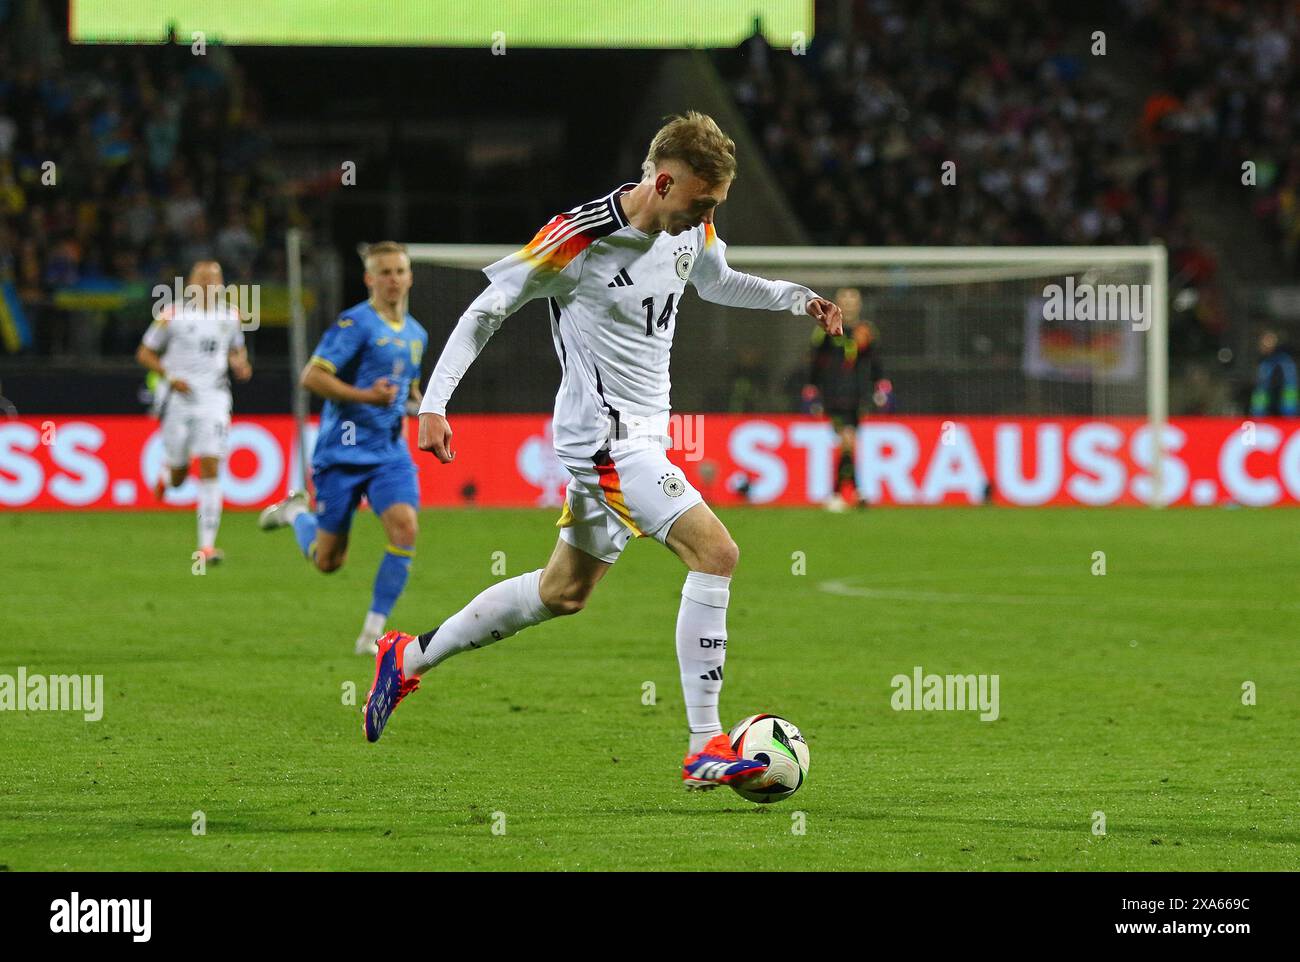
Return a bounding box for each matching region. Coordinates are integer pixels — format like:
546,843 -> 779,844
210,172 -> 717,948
259,241 -> 429,655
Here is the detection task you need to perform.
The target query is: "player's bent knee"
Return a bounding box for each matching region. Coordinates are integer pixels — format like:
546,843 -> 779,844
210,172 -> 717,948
383,507 -> 419,547
694,535 -> 738,576
539,581 -> 591,617
714,537 -> 740,575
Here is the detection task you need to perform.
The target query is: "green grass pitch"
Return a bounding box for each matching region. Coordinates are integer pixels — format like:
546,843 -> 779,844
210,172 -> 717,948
1,506 -> 1297,871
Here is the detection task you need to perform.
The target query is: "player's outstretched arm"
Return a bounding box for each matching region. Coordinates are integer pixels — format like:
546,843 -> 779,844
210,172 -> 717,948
416,222 -> 589,464
805,297 -> 844,336
689,226 -> 840,334
138,311 -> 191,393
417,412 -> 454,463
303,313 -> 398,406
414,285 -> 513,465
417,286 -> 515,416
135,342 -> 164,376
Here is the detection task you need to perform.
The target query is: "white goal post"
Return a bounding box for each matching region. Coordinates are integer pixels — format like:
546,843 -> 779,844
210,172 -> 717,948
285,227 -> 313,494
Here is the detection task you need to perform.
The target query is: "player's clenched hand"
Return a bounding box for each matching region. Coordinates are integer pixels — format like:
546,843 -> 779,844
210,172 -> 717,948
418,412 -> 455,463
806,297 -> 843,336
363,377 -> 400,406
231,359 -> 253,382
169,377 -> 192,394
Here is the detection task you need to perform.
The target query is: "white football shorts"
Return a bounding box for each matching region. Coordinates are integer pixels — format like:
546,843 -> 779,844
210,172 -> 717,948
160,394 -> 231,467
555,439 -> 703,564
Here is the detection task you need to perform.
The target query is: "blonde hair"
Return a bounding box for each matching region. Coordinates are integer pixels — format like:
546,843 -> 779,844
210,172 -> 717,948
643,111 -> 737,185
362,241 -> 409,268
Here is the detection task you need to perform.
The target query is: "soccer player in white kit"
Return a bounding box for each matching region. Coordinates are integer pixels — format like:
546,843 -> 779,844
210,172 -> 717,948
362,113 -> 843,790
136,260 -> 252,564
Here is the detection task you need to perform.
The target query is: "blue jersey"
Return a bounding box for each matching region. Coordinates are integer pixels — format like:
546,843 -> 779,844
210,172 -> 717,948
309,300 -> 428,470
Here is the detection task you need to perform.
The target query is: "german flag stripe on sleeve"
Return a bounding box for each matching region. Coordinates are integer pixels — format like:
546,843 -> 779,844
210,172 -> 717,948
520,196 -> 620,272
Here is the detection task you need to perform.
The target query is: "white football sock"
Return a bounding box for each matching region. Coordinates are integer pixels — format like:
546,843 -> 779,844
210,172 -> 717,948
403,568 -> 554,676
361,611 -> 386,639
197,478 -> 223,550
677,571 -> 731,754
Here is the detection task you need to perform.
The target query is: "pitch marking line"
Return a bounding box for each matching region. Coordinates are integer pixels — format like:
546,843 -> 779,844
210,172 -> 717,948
816,579 -> 1300,611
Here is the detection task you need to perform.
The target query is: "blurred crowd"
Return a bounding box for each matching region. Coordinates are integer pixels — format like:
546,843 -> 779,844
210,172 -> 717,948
3,0 -> 1297,419
1131,1 -> 1300,270
0,2 -> 303,354
724,2 -> 1171,248
718,0 -> 1244,371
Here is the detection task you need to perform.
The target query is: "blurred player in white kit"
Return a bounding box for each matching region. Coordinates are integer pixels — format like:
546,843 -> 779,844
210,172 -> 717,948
136,260 -> 252,564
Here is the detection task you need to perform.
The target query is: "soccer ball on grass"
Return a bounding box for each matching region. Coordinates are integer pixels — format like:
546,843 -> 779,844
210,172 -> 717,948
728,713 -> 810,803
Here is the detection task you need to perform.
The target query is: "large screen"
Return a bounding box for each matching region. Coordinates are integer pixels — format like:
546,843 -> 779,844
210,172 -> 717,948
70,0 -> 814,48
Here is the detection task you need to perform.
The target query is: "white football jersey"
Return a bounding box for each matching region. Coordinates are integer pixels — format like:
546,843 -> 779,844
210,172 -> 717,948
142,302 -> 245,406
421,182 -> 817,461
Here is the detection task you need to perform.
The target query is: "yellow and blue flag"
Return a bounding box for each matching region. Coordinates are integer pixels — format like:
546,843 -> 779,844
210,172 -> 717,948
0,281 -> 32,353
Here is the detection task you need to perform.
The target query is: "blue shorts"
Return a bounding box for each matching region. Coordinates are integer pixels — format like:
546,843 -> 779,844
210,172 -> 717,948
313,459 -> 419,535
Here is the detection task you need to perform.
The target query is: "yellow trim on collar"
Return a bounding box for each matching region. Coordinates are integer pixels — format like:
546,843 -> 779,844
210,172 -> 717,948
369,301 -> 406,332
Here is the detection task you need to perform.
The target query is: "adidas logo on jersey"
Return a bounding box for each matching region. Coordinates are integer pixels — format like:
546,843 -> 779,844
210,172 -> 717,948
607,268 -> 633,288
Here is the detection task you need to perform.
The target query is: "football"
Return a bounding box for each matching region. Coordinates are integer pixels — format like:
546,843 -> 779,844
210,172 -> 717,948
728,714 -> 810,804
